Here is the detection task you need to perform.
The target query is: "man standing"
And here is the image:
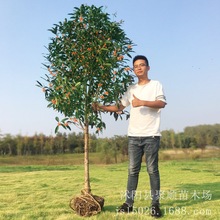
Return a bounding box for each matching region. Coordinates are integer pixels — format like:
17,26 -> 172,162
94,55 -> 166,217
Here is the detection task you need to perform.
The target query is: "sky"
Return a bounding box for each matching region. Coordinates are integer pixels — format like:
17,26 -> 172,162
0,0 -> 220,138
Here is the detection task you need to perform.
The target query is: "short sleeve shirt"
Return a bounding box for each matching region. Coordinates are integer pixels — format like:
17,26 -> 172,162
120,80 -> 166,137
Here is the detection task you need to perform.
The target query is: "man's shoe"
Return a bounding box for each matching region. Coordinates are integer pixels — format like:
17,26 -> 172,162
118,203 -> 133,213
151,204 -> 162,218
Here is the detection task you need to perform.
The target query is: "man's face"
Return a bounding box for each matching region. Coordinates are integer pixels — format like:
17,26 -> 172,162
133,59 -> 150,77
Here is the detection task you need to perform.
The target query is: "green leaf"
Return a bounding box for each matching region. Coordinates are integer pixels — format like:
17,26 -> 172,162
48,26 -> 58,34
103,63 -> 111,66
55,117 -> 59,122
42,63 -> 49,69
55,126 -> 59,133
66,125 -> 71,130
75,82 -> 81,87
101,48 -> 109,51
36,81 -> 43,87
61,117 -> 69,123
47,103 -> 53,108
113,112 -> 118,121
61,124 -> 66,129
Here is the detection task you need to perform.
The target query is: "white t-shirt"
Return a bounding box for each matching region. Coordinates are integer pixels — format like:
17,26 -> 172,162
121,80 -> 166,137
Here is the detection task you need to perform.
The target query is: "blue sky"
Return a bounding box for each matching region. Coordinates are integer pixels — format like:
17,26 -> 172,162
0,0 -> 220,137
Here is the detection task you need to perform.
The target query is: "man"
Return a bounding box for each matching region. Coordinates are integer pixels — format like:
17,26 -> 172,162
94,55 -> 166,217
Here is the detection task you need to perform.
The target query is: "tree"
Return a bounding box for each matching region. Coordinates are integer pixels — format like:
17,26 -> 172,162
0,134 -> 16,155
37,4 -> 135,216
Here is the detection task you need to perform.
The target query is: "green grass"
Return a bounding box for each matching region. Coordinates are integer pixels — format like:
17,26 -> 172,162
0,154 -> 219,219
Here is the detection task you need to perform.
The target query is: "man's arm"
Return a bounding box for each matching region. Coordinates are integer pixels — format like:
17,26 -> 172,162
93,103 -> 126,112
132,95 -> 166,108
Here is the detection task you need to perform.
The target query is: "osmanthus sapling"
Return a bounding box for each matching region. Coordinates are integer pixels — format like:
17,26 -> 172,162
37,4 -> 135,194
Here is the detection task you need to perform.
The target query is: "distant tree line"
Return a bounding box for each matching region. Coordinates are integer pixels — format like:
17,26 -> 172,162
0,124 -> 219,156
160,124 -> 220,150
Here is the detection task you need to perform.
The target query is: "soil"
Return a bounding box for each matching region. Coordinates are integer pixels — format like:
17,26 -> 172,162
70,190 -> 104,217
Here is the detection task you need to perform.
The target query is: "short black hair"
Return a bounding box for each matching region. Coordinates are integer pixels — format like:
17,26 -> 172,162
133,55 -> 149,66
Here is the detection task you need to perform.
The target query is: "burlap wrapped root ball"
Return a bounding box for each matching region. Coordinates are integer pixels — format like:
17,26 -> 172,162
70,190 -> 104,217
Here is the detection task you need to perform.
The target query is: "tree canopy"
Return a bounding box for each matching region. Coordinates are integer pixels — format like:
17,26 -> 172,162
37,4 -> 135,134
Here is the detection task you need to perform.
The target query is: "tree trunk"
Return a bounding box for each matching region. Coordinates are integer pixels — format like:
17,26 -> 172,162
84,123 -> 91,193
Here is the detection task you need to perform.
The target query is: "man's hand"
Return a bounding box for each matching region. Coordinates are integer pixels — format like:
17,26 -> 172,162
132,94 -> 167,108
92,102 -> 126,112
132,94 -> 142,107
92,102 -> 101,112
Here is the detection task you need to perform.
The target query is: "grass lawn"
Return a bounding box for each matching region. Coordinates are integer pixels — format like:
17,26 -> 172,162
0,153 -> 219,219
